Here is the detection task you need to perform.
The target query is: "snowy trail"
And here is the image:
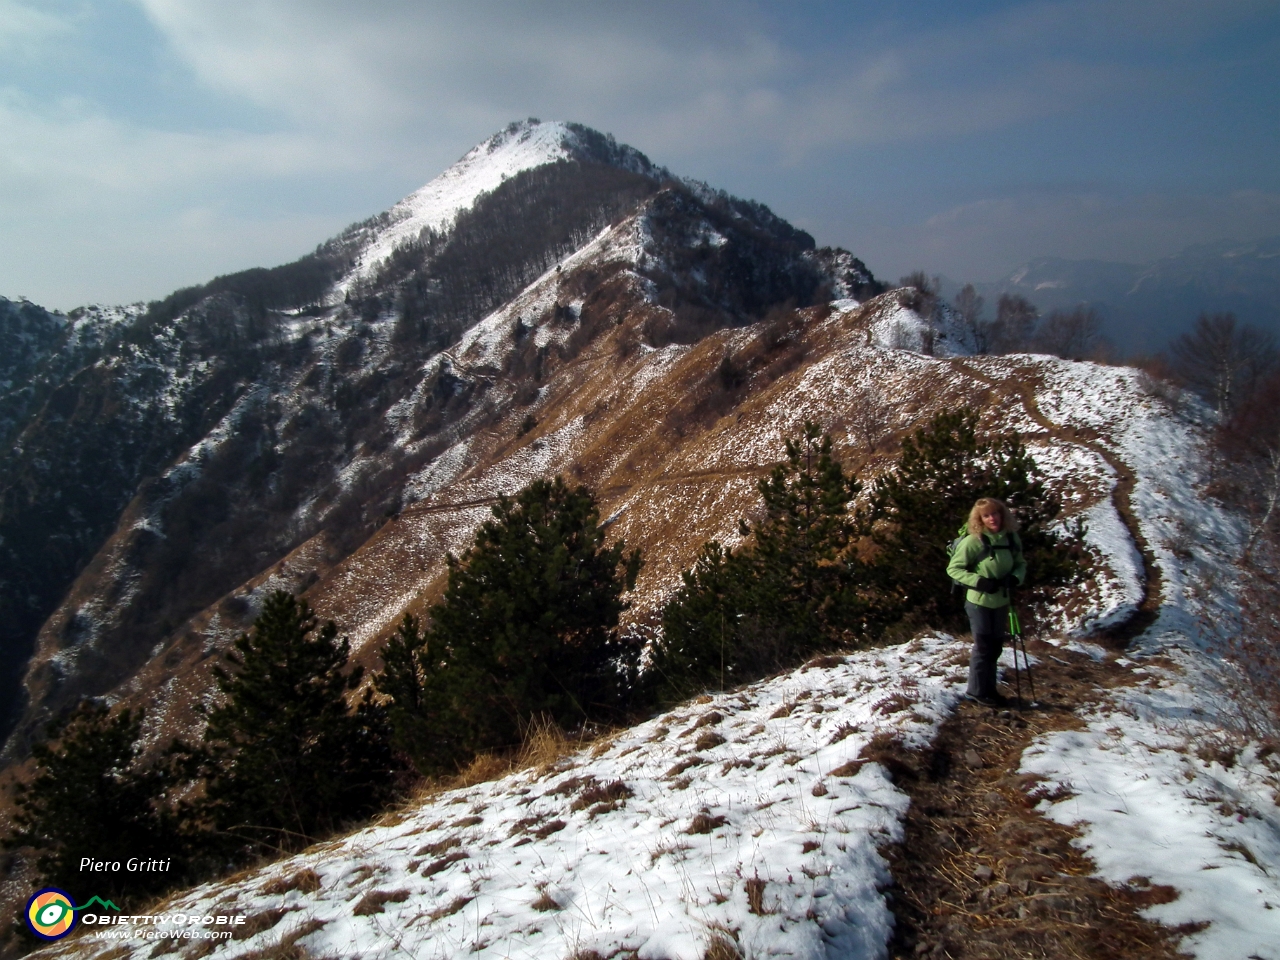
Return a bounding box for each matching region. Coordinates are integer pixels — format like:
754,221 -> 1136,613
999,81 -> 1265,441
954,357 -> 1159,635
1016,360 -> 1280,958
882,644 -> 1194,960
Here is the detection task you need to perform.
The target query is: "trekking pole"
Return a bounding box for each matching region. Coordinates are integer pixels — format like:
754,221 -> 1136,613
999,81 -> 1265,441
1008,602 -> 1023,710
1020,627 -> 1036,704
1008,600 -> 1036,706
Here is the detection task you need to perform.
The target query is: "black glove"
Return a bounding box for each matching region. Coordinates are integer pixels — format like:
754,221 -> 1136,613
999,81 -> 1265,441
1002,574 -> 1019,589
975,577 -> 999,593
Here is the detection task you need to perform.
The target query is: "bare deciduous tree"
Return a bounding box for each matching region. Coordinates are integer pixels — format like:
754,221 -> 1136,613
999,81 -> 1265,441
897,271 -> 939,319
977,294 -> 1038,354
953,284 -> 984,328
1220,541 -> 1280,744
1034,305 -> 1104,361
1217,370 -> 1280,559
1169,312 -> 1277,418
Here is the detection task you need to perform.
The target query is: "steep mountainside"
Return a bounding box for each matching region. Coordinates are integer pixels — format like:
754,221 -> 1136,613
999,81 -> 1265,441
0,120 -> 880,757
6,121 -> 1280,960
21,345 -> 1280,960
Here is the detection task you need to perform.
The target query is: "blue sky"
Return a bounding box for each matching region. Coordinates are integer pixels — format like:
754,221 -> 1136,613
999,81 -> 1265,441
2,0 -> 1278,310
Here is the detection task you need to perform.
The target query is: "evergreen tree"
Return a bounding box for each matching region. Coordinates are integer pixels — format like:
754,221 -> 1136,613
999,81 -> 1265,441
377,612 -> 454,774
868,408 -> 1074,629
653,423 -> 867,700
378,477 -> 642,774
4,703 -> 179,902
199,590 -> 398,854
649,541 -> 748,701
748,424 -> 866,641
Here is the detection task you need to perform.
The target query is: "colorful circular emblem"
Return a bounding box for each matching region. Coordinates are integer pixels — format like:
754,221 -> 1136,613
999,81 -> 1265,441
26,888 -> 77,940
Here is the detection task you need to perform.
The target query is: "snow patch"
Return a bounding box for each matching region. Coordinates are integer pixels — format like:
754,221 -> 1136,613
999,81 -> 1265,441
344,121 -> 581,288
98,636 -> 971,960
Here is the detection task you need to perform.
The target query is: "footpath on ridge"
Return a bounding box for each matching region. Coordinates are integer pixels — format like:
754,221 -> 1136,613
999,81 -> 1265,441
883,362 -> 1186,959
881,646 -> 1195,960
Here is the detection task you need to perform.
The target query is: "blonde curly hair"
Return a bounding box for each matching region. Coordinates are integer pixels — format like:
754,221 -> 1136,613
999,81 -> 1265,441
967,497 -> 1019,538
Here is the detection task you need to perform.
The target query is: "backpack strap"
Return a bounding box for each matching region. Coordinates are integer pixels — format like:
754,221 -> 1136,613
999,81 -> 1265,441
976,532 -> 1021,568
965,533 -> 994,571
977,534 -> 994,567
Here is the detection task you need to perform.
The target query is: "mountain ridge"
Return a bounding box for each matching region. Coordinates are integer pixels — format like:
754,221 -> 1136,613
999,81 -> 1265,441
0,120 -> 880,757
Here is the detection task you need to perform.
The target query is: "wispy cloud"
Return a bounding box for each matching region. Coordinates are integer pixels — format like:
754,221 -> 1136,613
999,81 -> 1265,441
129,0 -> 1165,157
2,0 -> 1277,307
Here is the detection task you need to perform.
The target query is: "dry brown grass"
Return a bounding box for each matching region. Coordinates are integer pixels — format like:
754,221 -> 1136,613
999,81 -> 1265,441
350,889 -> 410,917
454,752 -> 509,787
744,875 -> 770,915
694,731 -> 727,750
665,755 -> 706,778
386,714 -> 588,819
259,869 -> 321,896
233,908 -> 291,940
687,812 -> 728,835
414,836 -> 460,857
687,710 -> 723,731
428,895 -> 473,921
702,929 -> 743,960
421,851 -> 468,877
518,713 -> 578,772
531,891 -> 561,912
233,945 -> 308,960
881,642 -> 1196,960
569,779 -> 633,814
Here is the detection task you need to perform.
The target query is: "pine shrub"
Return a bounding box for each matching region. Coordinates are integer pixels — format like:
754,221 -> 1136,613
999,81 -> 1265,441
4,703 -> 180,902
199,590 -> 398,854
654,412 -> 1080,699
867,408 -> 1077,630
378,477 -> 642,775
652,423 -> 870,701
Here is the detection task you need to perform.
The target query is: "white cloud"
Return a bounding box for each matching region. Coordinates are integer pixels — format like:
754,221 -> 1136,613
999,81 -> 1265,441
0,0 -> 72,54
125,0 -> 1156,159
0,87 -> 368,308
0,87 -> 364,202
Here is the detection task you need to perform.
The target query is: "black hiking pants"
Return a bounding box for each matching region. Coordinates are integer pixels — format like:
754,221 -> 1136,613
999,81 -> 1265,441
965,601 -> 1008,699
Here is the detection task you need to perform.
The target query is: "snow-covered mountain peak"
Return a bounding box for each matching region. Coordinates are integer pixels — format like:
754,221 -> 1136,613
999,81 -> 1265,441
345,120 -> 659,286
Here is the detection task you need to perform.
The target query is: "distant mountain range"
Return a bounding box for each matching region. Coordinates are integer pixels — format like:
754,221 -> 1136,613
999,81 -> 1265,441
940,236 -> 1280,354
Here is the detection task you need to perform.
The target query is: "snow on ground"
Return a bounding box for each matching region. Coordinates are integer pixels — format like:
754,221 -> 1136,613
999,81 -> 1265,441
1023,439 -> 1142,632
453,215 -> 646,368
343,121 -> 581,289
64,637 -> 969,960
66,302 -> 144,347
1022,646 -> 1280,959
861,300 -> 975,358
1021,359 -> 1280,957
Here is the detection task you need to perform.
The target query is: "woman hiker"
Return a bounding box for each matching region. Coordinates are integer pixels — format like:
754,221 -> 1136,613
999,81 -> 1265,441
947,497 -> 1026,707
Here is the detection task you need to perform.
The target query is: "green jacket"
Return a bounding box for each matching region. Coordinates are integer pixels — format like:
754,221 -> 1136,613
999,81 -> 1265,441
946,531 -> 1026,609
